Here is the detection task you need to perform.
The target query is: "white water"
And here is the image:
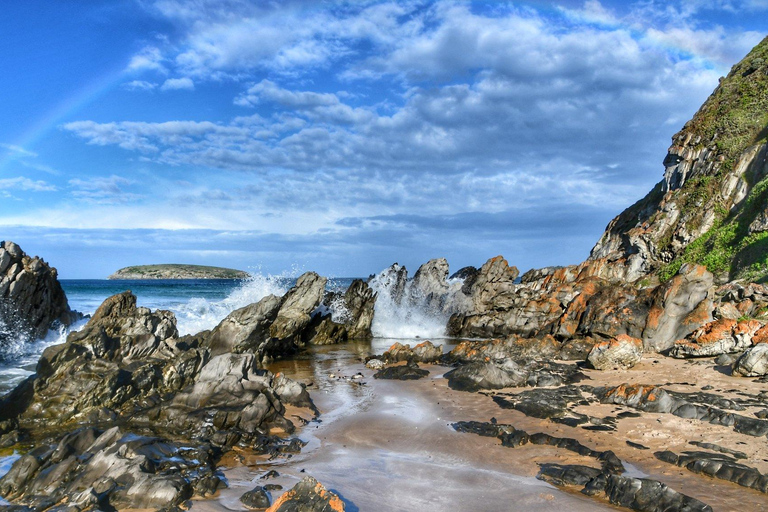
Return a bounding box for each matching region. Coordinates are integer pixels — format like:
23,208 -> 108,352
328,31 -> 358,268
173,273 -> 290,335
368,265 -> 451,339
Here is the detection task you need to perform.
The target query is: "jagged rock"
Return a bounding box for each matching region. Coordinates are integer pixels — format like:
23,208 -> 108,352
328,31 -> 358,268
266,476 -> 345,512
588,335 -> 643,370
382,341 -> 442,363
0,241 -> 79,352
241,486 -> 272,509
669,319 -> 762,358
641,264 -> 714,352
270,272 -> 327,342
373,363 -> 429,380
0,292 -> 313,446
733,343 -> 768,376
0,426 -> 220,510
412,258 -> 450,310
206,294 -> 281,355
368,263 -> 408,305
342,279 -> 376,339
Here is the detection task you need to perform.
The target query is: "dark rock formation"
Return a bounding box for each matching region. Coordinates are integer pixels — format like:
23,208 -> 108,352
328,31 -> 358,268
0,241 -> 78,352
241,486 -> 272,509
445,360 -> 585,392
492,385 -> 586,419
266,476 -> 346,512
0,288 -> 317,509
595,384 -> 768,438
655,449 -> 768,494
537,464 -> 713,512
373,363 -> 429,380
0,426 -> 221,510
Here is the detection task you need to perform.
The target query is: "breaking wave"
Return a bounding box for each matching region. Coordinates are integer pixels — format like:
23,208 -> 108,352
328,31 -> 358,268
368,265 -> 451,339
173,273 -> 291,335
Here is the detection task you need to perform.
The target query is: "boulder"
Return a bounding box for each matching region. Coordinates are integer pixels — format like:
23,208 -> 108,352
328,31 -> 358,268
587,335 -> 643,370
0,241 -> 79,352
669,319 -> 762,358
373,363 -> 429,380
382,341 -> 442,363
206,294 -> 281,355
444,361 -> 527,391
342,279 -> 376,339
266,476 -> 345,512
641,264 -> 714,352
241,486 -> 272,509
733,343 -> 768,377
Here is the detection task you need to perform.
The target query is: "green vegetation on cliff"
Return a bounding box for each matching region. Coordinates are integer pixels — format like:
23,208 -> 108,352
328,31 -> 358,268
108,264 -> 250,280
658,36 -> 768,283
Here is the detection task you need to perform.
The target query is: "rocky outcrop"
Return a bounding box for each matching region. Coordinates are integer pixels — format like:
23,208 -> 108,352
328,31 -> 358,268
447,257 -> 713,352
669,318 -> 764,358
588,335 -> 643,370
266,476 -> 345,512
733,343 -> 768,376
303,279 -> 377,345
655,449 -> 768,495
0,241 -> 78,352
0,288 -> 316,509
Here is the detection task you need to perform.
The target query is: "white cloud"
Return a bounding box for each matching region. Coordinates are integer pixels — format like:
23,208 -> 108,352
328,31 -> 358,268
0,143 -> 37,158
0,177 -> 57,192
160,77 -> 195,91
123,80 -> 158,91
126,46 -> 167,73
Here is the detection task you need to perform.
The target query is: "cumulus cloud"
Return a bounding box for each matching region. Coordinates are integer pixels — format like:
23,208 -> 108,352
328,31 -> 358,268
160,77 -> 195,91
126,46 -> 167,73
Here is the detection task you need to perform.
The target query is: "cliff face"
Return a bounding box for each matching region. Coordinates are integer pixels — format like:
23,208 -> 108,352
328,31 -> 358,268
590,36 -> 768,284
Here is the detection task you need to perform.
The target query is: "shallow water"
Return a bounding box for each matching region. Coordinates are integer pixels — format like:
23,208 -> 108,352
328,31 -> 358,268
190,341 -> 619,512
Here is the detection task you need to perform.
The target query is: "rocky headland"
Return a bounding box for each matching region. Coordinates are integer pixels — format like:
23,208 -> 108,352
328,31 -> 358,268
2,36 -> 768,512
108,264 -> 250,280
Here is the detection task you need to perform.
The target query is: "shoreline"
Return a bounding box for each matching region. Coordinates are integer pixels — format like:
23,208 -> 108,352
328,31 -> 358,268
192,343 -> 768,511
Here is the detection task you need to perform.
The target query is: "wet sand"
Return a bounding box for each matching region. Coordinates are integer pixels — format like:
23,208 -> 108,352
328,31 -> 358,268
190,341 -> 768,512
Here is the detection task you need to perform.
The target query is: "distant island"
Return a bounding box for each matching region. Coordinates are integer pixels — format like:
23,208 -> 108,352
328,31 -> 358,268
108,264 -> 250,280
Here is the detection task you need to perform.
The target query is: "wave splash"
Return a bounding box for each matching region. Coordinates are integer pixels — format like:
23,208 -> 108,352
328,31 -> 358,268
368,264 -> 452,339
174,273 -> 290,335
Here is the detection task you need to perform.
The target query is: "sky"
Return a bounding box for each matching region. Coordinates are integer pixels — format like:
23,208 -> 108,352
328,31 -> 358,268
1,0 -> 767,279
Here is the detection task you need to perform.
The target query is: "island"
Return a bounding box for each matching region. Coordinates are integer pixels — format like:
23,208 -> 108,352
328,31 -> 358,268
108,264 -> 250,280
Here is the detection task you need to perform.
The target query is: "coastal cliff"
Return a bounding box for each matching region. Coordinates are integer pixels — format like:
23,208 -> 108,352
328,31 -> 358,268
591,36 -> 768,284
109,264 -> 250,280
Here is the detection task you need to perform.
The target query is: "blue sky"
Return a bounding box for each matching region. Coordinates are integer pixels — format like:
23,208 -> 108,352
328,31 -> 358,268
1,0 -> 767,278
